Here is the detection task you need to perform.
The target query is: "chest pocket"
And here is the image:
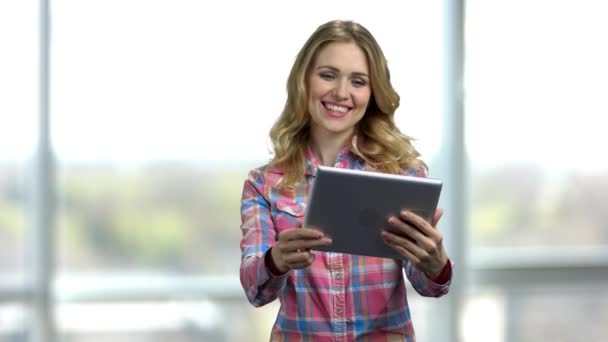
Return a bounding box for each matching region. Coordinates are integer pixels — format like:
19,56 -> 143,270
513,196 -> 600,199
274,200 -> 305,231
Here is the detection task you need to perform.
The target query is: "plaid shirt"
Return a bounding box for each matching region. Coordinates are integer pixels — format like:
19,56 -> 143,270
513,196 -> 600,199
239,146 -> 451,342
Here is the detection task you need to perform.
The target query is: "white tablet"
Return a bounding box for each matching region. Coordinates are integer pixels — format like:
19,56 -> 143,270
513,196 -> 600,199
303,165 -> 442,260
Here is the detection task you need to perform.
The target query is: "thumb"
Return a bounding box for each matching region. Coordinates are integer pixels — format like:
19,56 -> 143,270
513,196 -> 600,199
431,208 -> 444,228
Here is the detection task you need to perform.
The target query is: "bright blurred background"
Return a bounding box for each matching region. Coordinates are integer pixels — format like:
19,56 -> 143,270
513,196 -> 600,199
1,0 -> 607,341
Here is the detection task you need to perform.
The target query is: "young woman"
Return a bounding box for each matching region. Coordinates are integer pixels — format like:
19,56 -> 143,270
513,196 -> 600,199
239,20 -> 453,342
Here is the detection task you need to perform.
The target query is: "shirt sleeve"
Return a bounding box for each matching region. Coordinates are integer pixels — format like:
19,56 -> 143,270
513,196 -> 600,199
239,169 -> 288,307
404,259 -> 453,297
427,258 -> 452,284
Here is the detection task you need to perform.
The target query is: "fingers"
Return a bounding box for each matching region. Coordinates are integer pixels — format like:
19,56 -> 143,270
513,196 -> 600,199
283,250 -> 316,269
382,230 -> 426,260
391,210 -> 444,243
280,237 -> 333,254
283,227 -> 325,241
281,242 -> 328,270
382,229 -> 447,274
398,211 -> 439,237
383,209 -> 446,274
275,228 -> 332,270
387,216 -> 439,253
279,228 -> 331,250
382,236 -> 420,265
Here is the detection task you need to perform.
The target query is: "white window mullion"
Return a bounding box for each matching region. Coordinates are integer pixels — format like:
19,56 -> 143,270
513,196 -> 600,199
427,0 -> 467,341
28,0 -> 56,341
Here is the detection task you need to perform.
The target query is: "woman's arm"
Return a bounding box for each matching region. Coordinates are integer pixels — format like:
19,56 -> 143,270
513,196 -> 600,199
239,169 -> 288,307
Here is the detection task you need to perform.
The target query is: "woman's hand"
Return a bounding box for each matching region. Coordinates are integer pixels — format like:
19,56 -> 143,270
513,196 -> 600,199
270,228 -> 332,273
381,208 -> 448,276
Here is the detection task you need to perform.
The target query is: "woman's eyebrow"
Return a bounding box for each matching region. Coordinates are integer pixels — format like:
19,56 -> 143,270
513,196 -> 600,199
316,65 -> 369,78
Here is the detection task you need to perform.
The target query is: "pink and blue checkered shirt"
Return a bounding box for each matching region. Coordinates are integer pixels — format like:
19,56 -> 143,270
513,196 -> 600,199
239,146 -> 452,342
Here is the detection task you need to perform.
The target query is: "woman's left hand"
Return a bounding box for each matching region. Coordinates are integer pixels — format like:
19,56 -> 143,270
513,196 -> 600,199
381,208 -> 448,276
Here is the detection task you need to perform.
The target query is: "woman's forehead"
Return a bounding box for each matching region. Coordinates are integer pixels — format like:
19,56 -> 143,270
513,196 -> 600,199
312,41 -> 369,74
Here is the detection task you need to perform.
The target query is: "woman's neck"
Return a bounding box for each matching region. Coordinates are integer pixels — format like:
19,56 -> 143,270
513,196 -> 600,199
309,131 -> 353,166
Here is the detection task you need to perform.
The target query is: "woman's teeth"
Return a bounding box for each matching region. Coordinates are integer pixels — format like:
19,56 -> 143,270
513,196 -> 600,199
324,103 -> 350,113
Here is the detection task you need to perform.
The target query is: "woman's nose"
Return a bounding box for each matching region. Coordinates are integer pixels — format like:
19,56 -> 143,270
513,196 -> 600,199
333,79 -> 349,99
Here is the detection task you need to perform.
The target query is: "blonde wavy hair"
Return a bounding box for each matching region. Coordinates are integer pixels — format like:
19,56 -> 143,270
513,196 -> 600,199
269,20 -> 424,187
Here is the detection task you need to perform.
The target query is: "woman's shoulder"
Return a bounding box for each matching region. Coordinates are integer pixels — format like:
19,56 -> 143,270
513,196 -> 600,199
401,159 -> 428,178
245,163 -> 285,186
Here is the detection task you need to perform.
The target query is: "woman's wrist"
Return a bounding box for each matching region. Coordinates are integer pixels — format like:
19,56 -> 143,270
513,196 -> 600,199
265,247 -> 290,276
426,258 -> 451,284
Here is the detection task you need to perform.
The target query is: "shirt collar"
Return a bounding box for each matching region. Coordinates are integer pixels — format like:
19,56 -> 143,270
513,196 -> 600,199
304,145 -> 363,175
269,136 -> 366,176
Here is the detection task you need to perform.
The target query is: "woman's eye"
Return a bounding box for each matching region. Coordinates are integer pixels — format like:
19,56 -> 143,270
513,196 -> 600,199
352,79 -> 367,87
320,73 -> 335,80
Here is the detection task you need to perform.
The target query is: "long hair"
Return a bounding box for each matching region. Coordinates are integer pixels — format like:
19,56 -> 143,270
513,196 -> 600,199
269,20 -> 424,187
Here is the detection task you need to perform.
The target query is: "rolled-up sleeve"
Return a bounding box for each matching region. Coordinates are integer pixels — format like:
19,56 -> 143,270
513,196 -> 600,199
239,169 -> 287,307
404,259 -> 453,297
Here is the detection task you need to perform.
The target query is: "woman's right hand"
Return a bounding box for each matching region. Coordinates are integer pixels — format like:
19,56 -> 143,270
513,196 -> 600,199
270,228 -> 332,273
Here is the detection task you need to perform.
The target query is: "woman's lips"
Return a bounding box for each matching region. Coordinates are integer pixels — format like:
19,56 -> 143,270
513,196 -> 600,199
323,101 -> 351,118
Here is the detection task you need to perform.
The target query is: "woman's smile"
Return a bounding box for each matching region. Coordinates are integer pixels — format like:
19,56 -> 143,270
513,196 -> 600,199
322,101 -> 352,118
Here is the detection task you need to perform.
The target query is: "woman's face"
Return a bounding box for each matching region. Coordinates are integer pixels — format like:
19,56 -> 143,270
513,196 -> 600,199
307,41 -> 372,141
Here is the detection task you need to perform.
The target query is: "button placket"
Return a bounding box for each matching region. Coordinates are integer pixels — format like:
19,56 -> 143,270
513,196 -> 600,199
328,252 -> 347,341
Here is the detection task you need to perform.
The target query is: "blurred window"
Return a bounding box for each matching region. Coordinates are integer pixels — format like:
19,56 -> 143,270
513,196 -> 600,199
0,0 -> 37,280
464,0 -> 608,341
466,0 -> 608,249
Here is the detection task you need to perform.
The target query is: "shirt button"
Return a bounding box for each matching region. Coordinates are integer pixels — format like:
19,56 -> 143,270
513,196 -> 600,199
337,309 -> 344,315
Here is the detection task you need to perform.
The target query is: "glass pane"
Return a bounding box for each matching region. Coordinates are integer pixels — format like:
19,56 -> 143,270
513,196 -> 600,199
462,289 -> 506,342
0,0 -> 37,275
56,164 -> 254,273
0,165 -> 27,276
513,287 -> 608,341
465,0 -> 608,248
52,0 -> 444,272
463,285 -> 608,342
57,300 -> 278,342
0,304 -> 27,342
